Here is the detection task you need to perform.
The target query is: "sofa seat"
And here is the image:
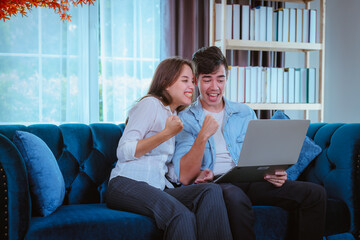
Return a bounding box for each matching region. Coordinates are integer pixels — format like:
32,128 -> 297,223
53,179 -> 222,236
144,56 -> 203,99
25,204 -> 162,240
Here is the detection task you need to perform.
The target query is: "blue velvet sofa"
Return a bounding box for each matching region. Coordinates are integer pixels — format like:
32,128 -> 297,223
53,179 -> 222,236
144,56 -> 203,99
0,123 -> 359,240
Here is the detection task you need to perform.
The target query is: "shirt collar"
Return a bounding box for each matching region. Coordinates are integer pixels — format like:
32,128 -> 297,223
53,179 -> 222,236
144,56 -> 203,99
152,96 -> 176,115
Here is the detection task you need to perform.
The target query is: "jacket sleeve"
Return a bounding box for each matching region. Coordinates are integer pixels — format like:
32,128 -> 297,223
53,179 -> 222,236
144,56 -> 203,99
173,113 -> 198,179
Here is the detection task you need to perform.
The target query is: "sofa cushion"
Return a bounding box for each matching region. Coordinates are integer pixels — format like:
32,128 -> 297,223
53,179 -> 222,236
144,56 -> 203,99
324,233 -> 355,240
13,131 -> 65,216
271,111 -> 322,180
25,204 -> 163,240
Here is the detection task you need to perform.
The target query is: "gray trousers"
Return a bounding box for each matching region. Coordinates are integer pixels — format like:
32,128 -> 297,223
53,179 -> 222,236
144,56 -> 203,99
106,176 -> 233,240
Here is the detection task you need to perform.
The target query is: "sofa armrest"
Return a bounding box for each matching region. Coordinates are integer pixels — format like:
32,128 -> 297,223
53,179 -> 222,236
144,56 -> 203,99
306,123 -> 360,238
0,134 -> 31,240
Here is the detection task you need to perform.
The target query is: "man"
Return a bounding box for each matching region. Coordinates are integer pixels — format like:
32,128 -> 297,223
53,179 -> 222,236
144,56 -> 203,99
172,46 -> 326,240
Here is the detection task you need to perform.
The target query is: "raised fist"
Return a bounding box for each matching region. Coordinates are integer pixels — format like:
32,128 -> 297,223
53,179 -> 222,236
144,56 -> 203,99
200,114 -> 219,139
164,115 -> 183,137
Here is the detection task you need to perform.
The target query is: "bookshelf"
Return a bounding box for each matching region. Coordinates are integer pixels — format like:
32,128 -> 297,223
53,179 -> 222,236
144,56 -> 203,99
209,0 -> 326,122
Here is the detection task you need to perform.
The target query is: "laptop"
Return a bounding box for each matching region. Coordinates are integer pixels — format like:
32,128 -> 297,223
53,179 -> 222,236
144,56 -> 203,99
213,119 -> 310,184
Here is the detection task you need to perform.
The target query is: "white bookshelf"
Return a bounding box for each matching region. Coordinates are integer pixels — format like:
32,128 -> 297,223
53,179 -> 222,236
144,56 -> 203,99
209,0 -> 326,121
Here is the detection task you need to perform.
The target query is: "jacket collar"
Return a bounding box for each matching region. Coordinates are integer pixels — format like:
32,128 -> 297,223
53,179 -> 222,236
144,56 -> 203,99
190,97 -> 240,121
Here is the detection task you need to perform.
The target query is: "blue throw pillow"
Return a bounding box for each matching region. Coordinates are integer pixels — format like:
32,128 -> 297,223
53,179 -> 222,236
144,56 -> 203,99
271,111 -> 322,180
13,131 -> 65,216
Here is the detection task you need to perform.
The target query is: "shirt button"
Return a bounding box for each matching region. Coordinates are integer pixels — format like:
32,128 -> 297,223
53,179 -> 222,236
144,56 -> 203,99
228,144 -> 231,147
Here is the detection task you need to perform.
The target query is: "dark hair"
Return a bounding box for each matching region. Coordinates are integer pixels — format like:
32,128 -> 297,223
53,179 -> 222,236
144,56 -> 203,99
192,46 -> 228,78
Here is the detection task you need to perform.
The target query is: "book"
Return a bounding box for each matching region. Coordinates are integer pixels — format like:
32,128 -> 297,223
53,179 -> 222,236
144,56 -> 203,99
282,8 -> 289,42
309,9 -> 317,43
300,68 -> 307,103
294,68 -> 301,103
215,4 -> 222,40
295,8 -> 303,43
283,69 -> 289,103
277,68 -> 284,103
261,68 -> 267,103
315,68 -> 319,103
276,9 -> 283,42
226,66 -> 232,99
307,68 -> 316,103
266,68 -> 271,103
226,4 -> 232,39
254,7 -> 260,41
287,68 -> 295,103
302,9 -> 309,43
273,11 -> 278,42
250,8 -> 255,40
241,5 -> 250,40
233,4 -> 240,40
266,7 -> 273,41
289,8 -> 296,42
257,67 -> 262,103
230,66 -> 238,102
245,67 -> 251,103
270,67 -> 278,103
259,6 -> 267,41
250,67 -> 258,103
238,67 -> 245,102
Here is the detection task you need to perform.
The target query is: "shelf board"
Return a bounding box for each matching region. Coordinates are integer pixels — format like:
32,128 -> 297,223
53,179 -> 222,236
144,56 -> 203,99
215,40 -> 322,52
262,0 -> 313,2
246,103 -> 322,110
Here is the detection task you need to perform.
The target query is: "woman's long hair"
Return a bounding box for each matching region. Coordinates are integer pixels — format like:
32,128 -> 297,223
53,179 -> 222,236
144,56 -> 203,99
145,57 -> 194,111
126,57 -> 194,124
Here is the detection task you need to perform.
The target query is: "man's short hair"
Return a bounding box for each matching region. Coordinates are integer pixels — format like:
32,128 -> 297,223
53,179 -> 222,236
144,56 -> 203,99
192,46 -> 228,78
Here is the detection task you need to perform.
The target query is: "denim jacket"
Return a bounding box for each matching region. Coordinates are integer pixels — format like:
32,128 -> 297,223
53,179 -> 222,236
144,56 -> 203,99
173,97 -> 257,178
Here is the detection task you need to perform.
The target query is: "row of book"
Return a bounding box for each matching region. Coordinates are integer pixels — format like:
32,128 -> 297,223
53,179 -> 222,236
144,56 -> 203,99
215,4 -> 317,43
225,66 -> 318,104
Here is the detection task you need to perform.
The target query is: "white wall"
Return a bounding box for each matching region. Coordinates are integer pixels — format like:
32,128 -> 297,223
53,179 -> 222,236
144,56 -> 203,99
285,0 -> 360,123
324,0 -> 360,123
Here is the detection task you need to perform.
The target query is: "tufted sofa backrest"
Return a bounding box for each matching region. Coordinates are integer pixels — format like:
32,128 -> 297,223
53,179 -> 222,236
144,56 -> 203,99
303,123 -> 360,235
0,123 -> 125,205
1,122 -> 359,237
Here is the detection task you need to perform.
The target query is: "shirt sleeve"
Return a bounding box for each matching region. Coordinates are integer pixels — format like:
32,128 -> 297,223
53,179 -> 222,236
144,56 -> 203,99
173,115 -> 197,179
116,97 -> 159,162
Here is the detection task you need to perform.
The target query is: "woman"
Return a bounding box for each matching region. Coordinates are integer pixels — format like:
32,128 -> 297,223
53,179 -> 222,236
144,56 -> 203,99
106,57 -> 232,240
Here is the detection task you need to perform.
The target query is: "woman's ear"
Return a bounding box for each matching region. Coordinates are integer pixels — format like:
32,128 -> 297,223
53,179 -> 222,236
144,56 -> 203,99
194,76 -> 197,85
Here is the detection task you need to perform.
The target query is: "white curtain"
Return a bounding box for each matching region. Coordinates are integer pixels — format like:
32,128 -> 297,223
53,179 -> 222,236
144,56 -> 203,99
0,0 -> 160,124
0,6 -> 94,123
99,0 -> 160,122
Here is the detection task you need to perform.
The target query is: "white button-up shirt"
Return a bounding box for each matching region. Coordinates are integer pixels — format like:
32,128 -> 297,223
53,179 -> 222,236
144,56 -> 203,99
109,96 -> 178,190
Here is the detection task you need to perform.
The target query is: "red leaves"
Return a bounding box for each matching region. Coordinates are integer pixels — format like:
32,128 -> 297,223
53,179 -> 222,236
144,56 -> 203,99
0,0 -> 95,22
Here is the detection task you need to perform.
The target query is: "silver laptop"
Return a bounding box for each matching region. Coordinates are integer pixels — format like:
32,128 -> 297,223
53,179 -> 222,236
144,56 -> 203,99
214,119 -> 310,183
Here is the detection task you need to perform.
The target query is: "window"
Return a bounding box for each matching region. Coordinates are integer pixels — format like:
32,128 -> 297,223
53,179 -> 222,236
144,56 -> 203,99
0,0 -> 160,124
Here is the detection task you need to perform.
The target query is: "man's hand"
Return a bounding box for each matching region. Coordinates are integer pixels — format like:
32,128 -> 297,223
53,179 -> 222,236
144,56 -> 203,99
194,169 -> 214,183
264,170 -> 287,187
199,115 -> 219,140
164,115 -> 183,137
177,115 -> 218,185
